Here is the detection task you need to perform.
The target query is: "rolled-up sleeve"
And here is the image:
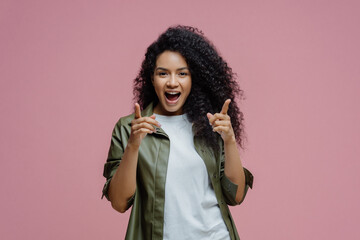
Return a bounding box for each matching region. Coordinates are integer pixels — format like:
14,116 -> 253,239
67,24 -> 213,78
101,121 -> 125,201
219,147 -> 254,206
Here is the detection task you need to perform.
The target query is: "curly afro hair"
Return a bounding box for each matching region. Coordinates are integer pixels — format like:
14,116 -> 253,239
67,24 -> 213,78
133,25 -> 245,149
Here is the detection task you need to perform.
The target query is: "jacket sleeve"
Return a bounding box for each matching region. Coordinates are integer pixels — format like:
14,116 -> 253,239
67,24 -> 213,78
101,120 -> 135,209
219,146 -> 254,206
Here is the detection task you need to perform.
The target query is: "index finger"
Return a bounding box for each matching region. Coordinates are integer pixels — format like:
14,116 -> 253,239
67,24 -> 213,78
220,99 -> 231,115
134,103 -> 142,119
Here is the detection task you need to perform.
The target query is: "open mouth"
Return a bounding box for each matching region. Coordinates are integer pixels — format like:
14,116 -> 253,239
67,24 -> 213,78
165,92 -> 181,102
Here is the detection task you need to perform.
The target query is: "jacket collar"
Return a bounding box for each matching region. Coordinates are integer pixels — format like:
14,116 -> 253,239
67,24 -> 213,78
141,102 -> 155,117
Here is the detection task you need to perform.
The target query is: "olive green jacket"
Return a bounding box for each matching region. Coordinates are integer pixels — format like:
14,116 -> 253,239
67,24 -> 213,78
102,102 -> 254,240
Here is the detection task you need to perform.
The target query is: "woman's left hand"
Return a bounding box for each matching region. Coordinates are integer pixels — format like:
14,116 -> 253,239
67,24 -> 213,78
207,99 -> 235,144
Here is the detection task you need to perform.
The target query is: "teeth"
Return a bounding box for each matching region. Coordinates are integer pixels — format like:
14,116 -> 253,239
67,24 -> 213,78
166,92 -> 179,95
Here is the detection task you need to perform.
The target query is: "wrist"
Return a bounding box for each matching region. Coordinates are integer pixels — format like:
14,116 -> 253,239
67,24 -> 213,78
223,135 -> 236,145
126,141 -> 140,151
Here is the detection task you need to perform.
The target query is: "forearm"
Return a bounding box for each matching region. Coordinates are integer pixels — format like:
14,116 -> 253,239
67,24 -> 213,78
224,138 -> 246,203
108,143 -> 138,213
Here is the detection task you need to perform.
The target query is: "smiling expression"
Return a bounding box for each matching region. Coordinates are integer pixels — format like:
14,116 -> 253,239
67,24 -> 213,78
152,51 -> 192,116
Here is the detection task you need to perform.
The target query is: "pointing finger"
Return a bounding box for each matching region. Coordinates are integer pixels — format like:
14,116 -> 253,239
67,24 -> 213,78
135,103 -> 142,119
221,99 -> 231,115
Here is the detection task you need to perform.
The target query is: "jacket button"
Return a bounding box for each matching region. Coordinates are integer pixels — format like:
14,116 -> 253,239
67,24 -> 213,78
213,173 -> 217,179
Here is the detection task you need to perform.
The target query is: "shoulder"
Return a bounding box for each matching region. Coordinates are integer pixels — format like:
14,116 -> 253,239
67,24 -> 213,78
118,112 -> 135,125
113,112 -> 135,133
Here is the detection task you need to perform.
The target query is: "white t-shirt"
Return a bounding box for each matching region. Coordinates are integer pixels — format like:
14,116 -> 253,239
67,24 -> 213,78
154,114 -> 230,240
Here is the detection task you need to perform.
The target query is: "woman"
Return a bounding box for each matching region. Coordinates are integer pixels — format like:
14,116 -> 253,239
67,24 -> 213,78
102,25 -> 253,240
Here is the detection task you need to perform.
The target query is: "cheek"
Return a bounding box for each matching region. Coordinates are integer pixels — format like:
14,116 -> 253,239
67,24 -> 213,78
186,79 -> 192,93
153,81 -> 164,98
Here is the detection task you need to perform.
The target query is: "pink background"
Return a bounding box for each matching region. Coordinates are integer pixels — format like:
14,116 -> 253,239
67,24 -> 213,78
1,0 -> 359,239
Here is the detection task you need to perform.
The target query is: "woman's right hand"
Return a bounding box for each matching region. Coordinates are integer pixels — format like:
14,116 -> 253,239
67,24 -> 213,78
128,103 -> 160,148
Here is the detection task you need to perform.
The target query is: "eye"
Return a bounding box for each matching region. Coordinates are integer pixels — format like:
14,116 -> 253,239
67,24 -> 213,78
178,72 -> 188,77
158,72 -> 168,77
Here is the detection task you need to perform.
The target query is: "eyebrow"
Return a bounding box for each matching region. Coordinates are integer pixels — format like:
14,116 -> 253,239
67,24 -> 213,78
155,67 -> 189,71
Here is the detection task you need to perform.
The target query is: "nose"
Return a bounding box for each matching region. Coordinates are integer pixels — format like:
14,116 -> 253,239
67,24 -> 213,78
166,73 -> 179,88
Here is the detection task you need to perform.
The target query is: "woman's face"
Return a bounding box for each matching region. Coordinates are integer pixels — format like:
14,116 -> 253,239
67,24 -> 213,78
152,51 -> 192,116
